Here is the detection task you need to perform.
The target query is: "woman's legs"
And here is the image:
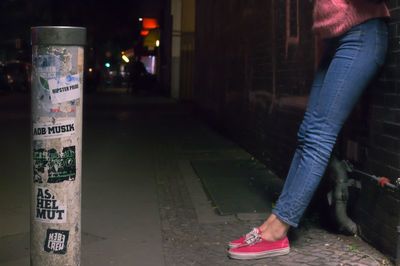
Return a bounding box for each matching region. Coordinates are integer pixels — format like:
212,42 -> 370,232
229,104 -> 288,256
262,19 -> 388,240
259,58 -> 330,234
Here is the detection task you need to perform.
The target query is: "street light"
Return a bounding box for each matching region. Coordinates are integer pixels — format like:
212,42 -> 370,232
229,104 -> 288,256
122,55 -> 129,63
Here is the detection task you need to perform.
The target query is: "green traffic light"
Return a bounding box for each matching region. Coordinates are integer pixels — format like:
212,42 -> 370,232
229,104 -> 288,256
105,63 -> 110,68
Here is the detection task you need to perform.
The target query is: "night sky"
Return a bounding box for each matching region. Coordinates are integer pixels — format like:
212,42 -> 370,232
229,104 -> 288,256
0,0 -> 165,62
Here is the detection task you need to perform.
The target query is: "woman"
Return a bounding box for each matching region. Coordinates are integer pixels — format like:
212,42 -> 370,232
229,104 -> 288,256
228,0 -> 390,260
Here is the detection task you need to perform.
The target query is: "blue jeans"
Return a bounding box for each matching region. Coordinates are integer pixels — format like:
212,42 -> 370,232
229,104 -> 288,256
272,19 -> 388,227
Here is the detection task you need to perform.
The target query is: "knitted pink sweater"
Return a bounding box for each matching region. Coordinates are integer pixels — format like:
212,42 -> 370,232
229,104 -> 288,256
312,0 -> 390,39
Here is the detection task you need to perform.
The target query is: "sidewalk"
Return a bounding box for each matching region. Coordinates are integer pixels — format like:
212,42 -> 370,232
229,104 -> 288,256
0,92 -> 393,265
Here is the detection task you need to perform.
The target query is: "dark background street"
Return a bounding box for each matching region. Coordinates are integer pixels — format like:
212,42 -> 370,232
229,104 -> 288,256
0,90 -> 393,265
1,0 -> 400,264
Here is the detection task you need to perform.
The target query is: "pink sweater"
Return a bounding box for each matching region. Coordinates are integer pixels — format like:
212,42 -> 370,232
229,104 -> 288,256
312,0 -> 390,39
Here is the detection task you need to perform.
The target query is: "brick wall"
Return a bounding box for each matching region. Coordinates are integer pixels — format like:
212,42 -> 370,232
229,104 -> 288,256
352,1 -> 400,258
194,0 -> 315,175
194,0 -> 400,260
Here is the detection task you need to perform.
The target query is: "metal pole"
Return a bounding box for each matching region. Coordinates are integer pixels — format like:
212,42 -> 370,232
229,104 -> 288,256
30,26 -> 86,266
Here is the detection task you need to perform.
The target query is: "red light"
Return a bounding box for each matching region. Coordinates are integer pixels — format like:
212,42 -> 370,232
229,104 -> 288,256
140,30 -> 150,36
142,18 -> 158,29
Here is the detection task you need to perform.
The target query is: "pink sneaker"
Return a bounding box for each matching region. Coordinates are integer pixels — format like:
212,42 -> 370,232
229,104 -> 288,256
228,236 -> 290,260
228,227 -> 261,249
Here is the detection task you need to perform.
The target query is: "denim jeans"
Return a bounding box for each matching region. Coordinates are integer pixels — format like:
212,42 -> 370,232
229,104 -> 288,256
272,18 -> 388,227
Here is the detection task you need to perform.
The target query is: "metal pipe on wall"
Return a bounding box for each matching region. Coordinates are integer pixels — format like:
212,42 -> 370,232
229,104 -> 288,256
30,26 -> 86,266
329,157 -> 357,234
344,160 -> 398,191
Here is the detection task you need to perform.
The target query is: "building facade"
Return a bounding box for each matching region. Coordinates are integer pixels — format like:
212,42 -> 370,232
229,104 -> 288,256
186,0 -> 400,260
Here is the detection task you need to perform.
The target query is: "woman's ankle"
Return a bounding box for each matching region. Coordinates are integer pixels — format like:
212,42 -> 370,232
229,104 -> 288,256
259,214 -> 277,231
260,216 -> 290,241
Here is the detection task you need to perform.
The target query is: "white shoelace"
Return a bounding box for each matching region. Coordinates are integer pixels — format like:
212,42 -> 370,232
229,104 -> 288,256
244,228 -> 262,245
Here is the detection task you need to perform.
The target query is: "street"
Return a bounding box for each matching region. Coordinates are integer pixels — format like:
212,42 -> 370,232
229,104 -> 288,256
0,91 -> 393,265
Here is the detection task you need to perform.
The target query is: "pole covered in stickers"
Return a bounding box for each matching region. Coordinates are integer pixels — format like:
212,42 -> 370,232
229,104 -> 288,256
31,26 -> 86,266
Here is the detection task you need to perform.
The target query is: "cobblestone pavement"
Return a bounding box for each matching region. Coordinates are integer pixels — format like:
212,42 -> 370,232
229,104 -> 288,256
151,116 -> 394,266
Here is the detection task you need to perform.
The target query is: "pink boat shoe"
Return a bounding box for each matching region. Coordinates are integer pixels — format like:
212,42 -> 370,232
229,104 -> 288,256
228,236 -> 290,260
228,227 -> 261,249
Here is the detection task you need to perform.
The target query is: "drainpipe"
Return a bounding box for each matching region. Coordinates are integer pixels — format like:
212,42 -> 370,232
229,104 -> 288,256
330,159 -> 399,235
343,160 -> 399,263
329,157 -> 358,234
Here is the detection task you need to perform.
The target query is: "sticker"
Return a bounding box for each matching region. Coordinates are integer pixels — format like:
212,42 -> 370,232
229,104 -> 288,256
50,107 -> 75,114
35,187 -> 66,223
44,229 -> 69,254
33,146 -> 76,184
36,55 -> 58,76
33,119 -> 75,140
32,47 -> 81,117
48,74 -> 80,104
33,148 -> 47,183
